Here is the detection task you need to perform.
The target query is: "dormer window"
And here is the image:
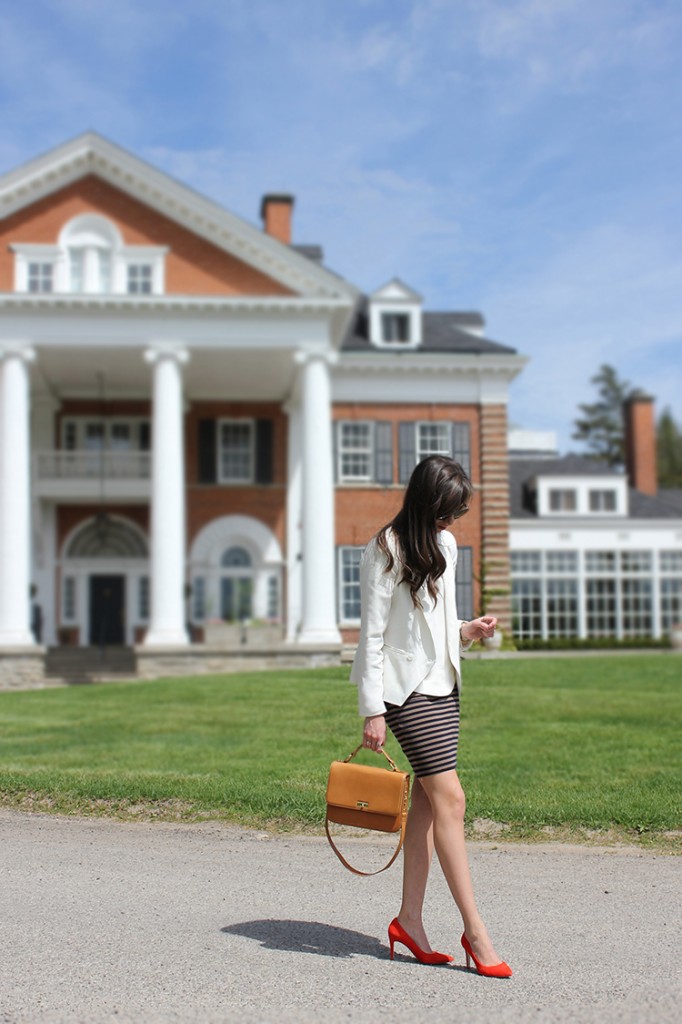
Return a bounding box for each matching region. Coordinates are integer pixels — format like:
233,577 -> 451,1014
589,489 -> 617,512
369,278 -> 422,349
12,213 -> 168,296
28,262 -> 54,293
549,489 -> 577,512
381,312 -> 410,343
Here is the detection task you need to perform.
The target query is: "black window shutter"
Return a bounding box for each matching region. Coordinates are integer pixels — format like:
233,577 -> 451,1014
374,422 -> 393,484
398,422 -> 416,483
451,422 -> 471,477
139,421 -> 151,452
198,419 -> 217,483
255,419 -> 274,484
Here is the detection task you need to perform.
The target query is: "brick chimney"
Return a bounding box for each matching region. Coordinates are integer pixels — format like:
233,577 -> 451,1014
260,194 -> 295,244
623,391 -> 657,496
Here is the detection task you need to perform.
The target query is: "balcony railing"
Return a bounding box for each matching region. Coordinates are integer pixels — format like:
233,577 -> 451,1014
34,450 -> 152,481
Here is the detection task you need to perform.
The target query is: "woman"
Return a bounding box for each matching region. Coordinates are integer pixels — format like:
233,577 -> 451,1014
350,454 -> 512,978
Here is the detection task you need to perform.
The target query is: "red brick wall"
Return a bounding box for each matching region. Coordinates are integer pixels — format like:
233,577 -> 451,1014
0,176 -> 293,296
185,401 -> 288,553
333,402 -> 484,642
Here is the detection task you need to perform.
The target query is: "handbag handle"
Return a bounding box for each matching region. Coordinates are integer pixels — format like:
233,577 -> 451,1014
325,745 -> 410,877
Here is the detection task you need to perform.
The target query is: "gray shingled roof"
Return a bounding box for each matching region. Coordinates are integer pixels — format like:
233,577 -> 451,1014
341,301 -> 516,355
510,456 -> 682,519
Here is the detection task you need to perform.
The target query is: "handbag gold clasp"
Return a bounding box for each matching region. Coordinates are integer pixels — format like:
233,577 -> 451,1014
356,800 -> 369,808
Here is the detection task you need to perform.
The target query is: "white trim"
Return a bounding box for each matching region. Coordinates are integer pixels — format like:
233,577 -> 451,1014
336,420 -> 374,483
0,133 -> 359,302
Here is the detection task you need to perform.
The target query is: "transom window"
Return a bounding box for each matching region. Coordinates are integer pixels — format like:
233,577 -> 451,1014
589,489 -> 617,512
510,551 -> 542,574
28,262 -> 54,293
338,422 -> 373,482
381,312 -> 410,343
549,489 -> 577,512
660,551 -> 682,573
218,420 -> 254,483
546,551 -> 578,573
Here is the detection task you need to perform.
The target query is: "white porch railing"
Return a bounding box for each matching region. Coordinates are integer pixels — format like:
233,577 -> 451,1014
34,450 -> 152,481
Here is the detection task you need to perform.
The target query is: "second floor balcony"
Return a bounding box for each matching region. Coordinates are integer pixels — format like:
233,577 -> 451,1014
33,450 -> 152,502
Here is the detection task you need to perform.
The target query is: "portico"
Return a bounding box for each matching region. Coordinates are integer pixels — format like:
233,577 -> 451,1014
0,294 -> 351,661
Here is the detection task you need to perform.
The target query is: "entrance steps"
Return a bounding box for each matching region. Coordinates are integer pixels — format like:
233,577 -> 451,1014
45,646 -> 137,684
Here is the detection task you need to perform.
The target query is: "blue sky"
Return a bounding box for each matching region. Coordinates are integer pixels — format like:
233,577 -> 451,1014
1,0 -> 680,451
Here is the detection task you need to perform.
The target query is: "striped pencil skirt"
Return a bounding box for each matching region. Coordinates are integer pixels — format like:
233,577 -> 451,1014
384,689 -> 460,778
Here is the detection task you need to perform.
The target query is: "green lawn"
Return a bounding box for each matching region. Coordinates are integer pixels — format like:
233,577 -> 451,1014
0,656 -> 680,846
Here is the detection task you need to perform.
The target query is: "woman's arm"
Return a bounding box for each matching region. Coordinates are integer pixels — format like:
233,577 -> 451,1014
350,538 -> 397,719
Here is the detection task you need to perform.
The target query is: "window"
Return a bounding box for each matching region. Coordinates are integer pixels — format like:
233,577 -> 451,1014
381,312 -> 410,343
589,489 -> 617,512
660,551 -> 682,573
455,546 -> 474,620
63,577 -> 77,621
338,422 -> 373,482
549,489 -> 577,512
28,262 -> 54,293
586,551 -> 616,573
127,264 -> 153,295
546,579 -> 579,637
418,423 -> 451,461
218,420 -> 254,483
586,579 -> 617,637
661,579 -> 682,631
621,551 -> 652,573
339,546 -> 364,622
546,551 -> 578,573
621,579 -> 653,637
510,551 -> 542,574
511,580 -> 542,639
138,577 -> 150,622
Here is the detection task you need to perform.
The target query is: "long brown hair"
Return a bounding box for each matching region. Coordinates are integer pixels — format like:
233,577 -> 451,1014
377,455 -> 473,607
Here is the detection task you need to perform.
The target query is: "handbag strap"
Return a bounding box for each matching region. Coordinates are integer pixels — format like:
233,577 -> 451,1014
324,810 -> 408,876
325,746 -> 410,876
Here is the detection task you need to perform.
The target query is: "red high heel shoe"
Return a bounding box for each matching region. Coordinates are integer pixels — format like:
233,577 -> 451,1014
461,933 -> 512,978
388,918 -> 453,965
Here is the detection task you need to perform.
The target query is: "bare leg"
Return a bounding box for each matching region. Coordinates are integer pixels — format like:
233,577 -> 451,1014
396,779 -> 435,950
419,769 -> 502,965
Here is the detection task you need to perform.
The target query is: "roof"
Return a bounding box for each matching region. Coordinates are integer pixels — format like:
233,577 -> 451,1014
341,302 -> 517,355
510,455 -> 682,520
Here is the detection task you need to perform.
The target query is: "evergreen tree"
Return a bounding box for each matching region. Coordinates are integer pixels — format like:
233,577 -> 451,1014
657,407 -> 682,487
572,364 -> 631,466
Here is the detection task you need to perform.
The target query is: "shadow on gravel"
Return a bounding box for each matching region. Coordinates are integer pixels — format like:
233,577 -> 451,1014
221,919 -> 390,959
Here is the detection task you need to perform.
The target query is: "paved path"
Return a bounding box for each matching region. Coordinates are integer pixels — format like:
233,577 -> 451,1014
0,810 -> 679,1024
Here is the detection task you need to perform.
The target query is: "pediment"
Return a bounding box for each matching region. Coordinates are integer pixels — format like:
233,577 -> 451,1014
370,278 -> 422,303
0,133 -> 357,301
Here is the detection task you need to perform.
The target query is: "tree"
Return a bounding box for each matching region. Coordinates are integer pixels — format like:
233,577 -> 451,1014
572,364 -> 631,466
657,407 -> 682,488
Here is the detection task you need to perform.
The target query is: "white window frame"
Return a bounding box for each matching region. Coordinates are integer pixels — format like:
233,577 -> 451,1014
61,417 -> 151,451
549,489 -> 578,513
416,421 -> 452,462
589,489 -> 618,512
338,546 -> 364,625
217,418 -> 255,484
337,421 -> 374,483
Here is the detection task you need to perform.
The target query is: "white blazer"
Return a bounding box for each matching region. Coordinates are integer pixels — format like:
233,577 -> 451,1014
350,529 -> 468,718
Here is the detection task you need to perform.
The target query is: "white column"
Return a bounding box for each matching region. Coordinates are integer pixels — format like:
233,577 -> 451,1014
297,351 -> 341,644
143,345 -> 189,647
0,346 -> 37,646
284,399 -> 303,642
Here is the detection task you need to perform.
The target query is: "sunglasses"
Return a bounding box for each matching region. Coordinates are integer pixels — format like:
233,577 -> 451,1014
436,506 -> 470,522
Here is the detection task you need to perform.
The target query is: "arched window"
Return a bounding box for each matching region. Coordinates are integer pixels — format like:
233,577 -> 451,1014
221,546 -> 252,568
59,214 -> 122,294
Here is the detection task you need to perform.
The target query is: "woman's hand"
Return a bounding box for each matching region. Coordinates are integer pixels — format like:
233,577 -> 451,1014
461,616 -> 498,643
363,714 -> 386,751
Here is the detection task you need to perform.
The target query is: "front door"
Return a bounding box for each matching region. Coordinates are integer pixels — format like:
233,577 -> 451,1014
89,575 -> 125,645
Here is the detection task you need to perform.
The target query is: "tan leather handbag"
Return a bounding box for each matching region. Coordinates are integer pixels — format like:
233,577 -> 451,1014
325,744 -> 411,876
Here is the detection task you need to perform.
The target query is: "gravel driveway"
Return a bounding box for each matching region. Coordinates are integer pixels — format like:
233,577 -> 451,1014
0,810 -> 679,1024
